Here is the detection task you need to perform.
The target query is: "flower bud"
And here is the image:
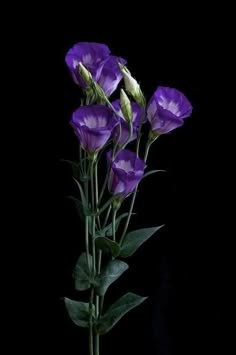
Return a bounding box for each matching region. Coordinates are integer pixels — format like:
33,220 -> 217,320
78,62 -> 93,85
119,64 -> 145,107
120,89 -> 132,122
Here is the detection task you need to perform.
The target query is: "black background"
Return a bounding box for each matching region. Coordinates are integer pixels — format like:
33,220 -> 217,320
12,5 -> 228,355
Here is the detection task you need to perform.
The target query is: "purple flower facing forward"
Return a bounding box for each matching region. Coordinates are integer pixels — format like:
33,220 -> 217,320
65,42 -> 110,86
111,100 -> 144,146
71,105 -> 118,153
97,56 -> 127,97
147,86 -> 192,134
107,149 -> 146,197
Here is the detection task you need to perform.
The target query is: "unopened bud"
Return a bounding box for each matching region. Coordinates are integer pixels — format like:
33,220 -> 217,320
78,62 -> 93,85
120,89 -> 132,122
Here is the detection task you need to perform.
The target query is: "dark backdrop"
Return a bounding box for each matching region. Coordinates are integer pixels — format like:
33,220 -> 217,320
16,6 -> 227,355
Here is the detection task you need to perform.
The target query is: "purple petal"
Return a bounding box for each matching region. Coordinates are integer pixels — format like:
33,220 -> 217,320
147,86 -> 192,134
71,105 -> 117,152
65,42 -> 110,86
107,149 -> 146,197
98,56 -> 127,96
111,100 -> 144,145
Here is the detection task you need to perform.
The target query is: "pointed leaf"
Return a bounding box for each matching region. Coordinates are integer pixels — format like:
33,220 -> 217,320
65,298 -> 95,328
95,237 -> 120,257
73,253 -> 93,290
95,260 -> 128,296
96,292 -> 147,334
120,225 -> 164,258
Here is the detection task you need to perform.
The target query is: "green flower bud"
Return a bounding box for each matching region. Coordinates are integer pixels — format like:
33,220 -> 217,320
120,89 -> 132,122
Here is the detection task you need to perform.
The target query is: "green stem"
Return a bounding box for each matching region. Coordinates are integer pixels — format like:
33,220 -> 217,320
85,216 -> 91,272
90,161 -> 95,214
144,141 -> 152,162
95,333 -> 99,355
119,189 -> 137,245
112,208 -> 117,242
120,140 -> 152,245
89,287 -> 94,355
103,205 -> 111,228
98,173 -> 108,206
95,162 -> 101,230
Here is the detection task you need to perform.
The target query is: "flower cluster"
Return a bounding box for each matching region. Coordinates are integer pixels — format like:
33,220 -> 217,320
64,42 -> 193,355
66,42 -> 192,197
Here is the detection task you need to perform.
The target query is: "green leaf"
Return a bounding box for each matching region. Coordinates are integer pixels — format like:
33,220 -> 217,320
142,169 -> 166,180
119,225 -> 164,258
73,178 -> 91,216
96,292 -> 147,334
64,298 -> 95,328
73,253 -> 93,290
95,260 -> 128,296
95,237 -> 120,257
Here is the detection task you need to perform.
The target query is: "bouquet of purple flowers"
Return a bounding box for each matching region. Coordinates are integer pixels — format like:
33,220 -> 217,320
64,42 -> 192,355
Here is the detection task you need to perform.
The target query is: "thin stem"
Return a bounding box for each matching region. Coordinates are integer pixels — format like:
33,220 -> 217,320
89,287 -> 94,355
85,216 -> 91,273
95,162 -> 101,230
120,139 -> 152,245
95,333 -> 99,355
103,205 -> 111,228
112,208 -> 117,242
100,296 -> 105,315
113,122 -> 122,159
98,173 -> 108,206
119,189 -> 137,245
144,141 -> 152,162
90,161 -> 95,213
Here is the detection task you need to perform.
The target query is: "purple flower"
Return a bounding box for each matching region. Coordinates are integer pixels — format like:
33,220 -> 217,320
147,86 -> 192,134
71,105 -> 118,153
107,149 -> 146,197
111,100 -> 144,146
65,42 -> 110,87
97,56 -> 127,97
65,42 -> 127,97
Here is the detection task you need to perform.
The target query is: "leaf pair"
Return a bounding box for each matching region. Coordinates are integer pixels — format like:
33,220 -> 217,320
65,292 -> 147,334
73,253 -> 128,295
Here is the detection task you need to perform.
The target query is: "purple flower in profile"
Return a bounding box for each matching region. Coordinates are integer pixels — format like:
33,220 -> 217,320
65,42 -> 110,87
107,149 -> 146,197
97,56 -> 127,97
71,105 -> 118,153
147,86 -> 192,134
65,42 -> 127,97
111,100 -> 144,146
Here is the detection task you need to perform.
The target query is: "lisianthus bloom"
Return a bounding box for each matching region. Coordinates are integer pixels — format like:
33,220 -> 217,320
65,42 -> 126,96
147,86 -> 192,134
65,42 -> 110,86
112,100 -> 144,146
71,105 -> 118,153
97,56 -> 127,97
107,149 -> 146,197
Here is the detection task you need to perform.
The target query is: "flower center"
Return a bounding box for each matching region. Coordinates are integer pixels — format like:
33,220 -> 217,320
84,116 -> 107,128
158,95 -> 181,116
115,160 -> 133,172
82,54 -> 93,65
